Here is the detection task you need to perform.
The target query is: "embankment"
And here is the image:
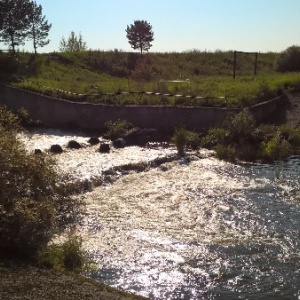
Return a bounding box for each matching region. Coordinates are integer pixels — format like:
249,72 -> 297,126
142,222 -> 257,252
0,85 -> 283,131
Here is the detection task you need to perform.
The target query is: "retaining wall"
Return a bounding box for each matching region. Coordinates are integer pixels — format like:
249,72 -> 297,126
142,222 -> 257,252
0,85 -> 282,132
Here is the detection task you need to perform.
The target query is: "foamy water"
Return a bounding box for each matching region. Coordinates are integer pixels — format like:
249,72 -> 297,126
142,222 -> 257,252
20,128 -> 300,299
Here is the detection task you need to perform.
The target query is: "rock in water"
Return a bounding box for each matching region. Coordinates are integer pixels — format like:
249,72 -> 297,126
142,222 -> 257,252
99,143 -> 110,153
50,144 -> 63,154
112,138 -> 126,149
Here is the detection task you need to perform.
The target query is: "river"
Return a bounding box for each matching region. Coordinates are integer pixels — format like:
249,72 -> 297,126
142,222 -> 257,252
20,128 -> 300,300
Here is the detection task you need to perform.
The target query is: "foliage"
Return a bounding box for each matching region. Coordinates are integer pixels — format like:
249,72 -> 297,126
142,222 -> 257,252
201,110 -> 299,162
59,31 -> 87,52
201,127 -> 229,148
224,109 -> 256,143
0,0 -> 32,52
105,118 -> 133,140
215,144 -> 236,161
0,106 -> 81,258
5,50 -> 300,106
126,20 -> 154,56
172,126 -> 189,156
263,134 -> 292,160
275,45 -> 300,72
185,130 -> 201,150
27,1 -> 52,54
130,57 -> 155,81
0,0 -> 51,53
38,232 -> 91,272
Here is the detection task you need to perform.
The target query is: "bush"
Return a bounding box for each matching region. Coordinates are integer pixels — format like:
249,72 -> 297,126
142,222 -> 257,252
225,109 -> 256,144
186,130 -> 201,150
38,232 -> 89,272
201,127 -> 229,148
105,119 -> 133,140
264,134 -> 292,161
275,45 -> 300,72
200,110 -> 294,162
0,107 -> 80,258
215,144 -> 236,161
172,126 -> 189,156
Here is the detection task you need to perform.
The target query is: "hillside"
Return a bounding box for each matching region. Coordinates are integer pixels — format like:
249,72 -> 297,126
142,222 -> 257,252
1,50 -> 300,108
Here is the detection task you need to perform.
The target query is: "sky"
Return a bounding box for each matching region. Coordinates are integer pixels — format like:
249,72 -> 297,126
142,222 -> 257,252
2,0 -> 300,53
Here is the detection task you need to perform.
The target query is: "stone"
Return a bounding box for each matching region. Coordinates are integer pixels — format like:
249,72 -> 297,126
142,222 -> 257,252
88,136 -> 100,145
68,140 -> 81,149
34,149 -> 42,155
99,143 -> 110,153
112,138 -> 126,148
50,144 -> 63,154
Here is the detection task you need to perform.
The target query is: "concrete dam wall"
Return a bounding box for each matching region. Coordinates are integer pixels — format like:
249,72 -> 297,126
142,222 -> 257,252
0,85 -> 282,132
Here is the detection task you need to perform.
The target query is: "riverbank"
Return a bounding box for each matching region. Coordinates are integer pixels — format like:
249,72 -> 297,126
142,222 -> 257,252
0,261 -> 147,300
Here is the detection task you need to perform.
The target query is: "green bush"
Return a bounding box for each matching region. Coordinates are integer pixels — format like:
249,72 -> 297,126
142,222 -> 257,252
275,45 -> 300,72
215,144 -> 236,161
201,127 -> 229,148
278,124 -> 300,146
0,107 -> 80,258
186,130 -> 201,150
172,126 -> 189,156
201,110 -> 294,162
105,118 -> 133,140
38,232 -> 89,272
264,135 -> 292,161
225,109 -> 256,144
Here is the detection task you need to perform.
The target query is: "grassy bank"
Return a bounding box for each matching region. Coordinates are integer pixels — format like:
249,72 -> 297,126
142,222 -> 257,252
2,50 -> 300,107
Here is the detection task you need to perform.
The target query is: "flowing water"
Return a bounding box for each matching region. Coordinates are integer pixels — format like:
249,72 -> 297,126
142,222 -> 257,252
20,128 -> 300,300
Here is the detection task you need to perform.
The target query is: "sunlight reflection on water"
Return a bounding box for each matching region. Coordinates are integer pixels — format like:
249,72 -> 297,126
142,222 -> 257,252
20,128 -> 300,300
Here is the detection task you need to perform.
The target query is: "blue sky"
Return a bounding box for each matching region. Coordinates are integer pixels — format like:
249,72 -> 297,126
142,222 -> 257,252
5,0 -> 300,53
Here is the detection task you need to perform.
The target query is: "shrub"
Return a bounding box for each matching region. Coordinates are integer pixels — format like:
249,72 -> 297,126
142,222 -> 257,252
201,127 -> 229,148
105,119 -> 133,140
172,126 -> 189,156
215,144 -> 236,161
38,232 -> 90,272
130,57 -> 155,81
275,45 -> 300,72
264,134 -> 292,161
278,124 -> 300,146
186,130 -> 201,150
0,107 -> 80,258
225,109 -> 256,144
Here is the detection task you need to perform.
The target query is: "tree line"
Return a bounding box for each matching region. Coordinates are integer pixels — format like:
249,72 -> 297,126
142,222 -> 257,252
0,0 -> 51,54
0,0 -> 155,56
60,20 -> 154,56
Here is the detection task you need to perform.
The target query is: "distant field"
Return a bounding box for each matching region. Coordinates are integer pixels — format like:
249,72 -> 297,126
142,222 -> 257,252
2,50 -> 300,107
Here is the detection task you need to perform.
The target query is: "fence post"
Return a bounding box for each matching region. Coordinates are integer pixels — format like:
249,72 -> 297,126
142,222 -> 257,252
233,51 -> 237,79
254,52 -> 258,76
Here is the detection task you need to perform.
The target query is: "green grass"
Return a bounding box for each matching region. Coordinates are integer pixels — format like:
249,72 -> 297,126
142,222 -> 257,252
3,50 -> 300,107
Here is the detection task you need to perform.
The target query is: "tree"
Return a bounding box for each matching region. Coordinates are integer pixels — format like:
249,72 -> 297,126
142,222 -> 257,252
0,0 -> 32,53
59,31 -> 87,52
275,45 -> 300,72
0,106 -> 80,258
126,20 -> 154,56
27,1 -> 52,54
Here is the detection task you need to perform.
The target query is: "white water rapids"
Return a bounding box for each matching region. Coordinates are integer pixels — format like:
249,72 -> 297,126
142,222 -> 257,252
20,128 -> 300,300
